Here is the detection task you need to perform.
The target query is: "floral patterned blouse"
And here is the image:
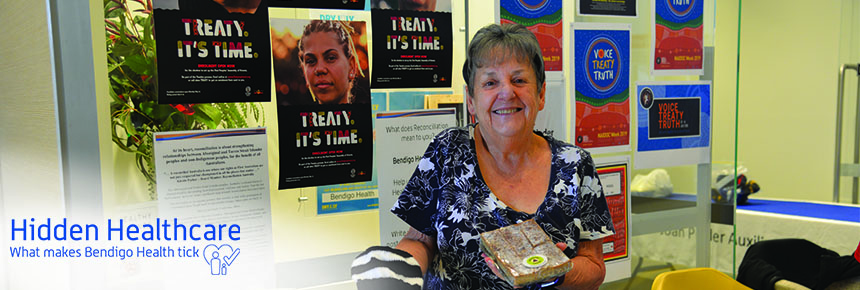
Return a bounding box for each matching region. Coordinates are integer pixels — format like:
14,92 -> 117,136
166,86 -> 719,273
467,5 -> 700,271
391,126 -> 615,290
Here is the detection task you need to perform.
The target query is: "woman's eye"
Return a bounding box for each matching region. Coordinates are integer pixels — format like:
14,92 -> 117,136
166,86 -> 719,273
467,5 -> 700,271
483,80 -> 496,87
513,78 -> 526,84
326,54 -> 338,62
305,57 -> 317,65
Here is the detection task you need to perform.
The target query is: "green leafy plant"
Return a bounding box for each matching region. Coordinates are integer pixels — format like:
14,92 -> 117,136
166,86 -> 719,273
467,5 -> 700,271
104,0 -> 264,198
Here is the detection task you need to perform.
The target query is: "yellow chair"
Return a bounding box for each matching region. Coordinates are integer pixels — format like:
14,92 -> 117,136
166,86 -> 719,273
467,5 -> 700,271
651,268 -> 753,290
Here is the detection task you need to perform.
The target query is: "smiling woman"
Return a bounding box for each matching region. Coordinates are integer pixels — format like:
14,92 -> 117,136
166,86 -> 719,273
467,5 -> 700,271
353,23 -> 616,290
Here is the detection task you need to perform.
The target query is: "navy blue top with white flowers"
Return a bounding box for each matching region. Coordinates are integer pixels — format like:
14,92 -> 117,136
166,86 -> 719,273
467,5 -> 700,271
391,126 -> 615,290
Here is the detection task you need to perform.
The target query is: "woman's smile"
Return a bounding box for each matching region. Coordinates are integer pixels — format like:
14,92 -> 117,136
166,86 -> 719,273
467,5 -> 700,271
493,107 -> 522,115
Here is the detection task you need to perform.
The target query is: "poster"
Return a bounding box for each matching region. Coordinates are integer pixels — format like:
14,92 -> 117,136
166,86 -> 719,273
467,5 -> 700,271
498,0 -> 563,72
151,128 -> 274,288
270,18 -> 373,189
376,109 -> 457,248
269,0 -> 365,10
635,81 -> 711,169
571,23 -> 631,154
153,0 -> 271,104
370,9 -> 453,88
652,0 -> 704,75
578,0 -> 637,17
371,0 -> 452,12
389,90 -> 453,110
535,79 -> 566,138
314,92 -> 386,214
424,94 -> 465,127
595,156 -> 631,283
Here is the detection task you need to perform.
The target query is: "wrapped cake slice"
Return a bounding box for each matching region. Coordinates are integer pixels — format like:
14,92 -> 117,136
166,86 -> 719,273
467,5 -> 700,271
479,219 -> 573,287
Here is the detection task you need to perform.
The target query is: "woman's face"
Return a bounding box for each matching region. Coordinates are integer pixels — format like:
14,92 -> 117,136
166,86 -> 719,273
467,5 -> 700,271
301,31 -> 355,104
467,56 -> 545,140
398,0 -> 437,11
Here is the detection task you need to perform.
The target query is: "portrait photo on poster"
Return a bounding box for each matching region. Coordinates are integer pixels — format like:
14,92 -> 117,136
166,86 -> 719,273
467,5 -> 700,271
270,18 -> 373,189
271,19 -> 370,106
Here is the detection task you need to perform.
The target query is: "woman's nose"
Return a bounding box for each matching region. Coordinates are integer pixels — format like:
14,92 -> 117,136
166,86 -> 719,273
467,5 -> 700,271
314,65 -> 328,76
497,80 -> 514,98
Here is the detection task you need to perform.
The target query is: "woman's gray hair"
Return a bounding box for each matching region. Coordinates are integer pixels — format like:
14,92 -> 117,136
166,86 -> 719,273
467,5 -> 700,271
462,23 -> 545,96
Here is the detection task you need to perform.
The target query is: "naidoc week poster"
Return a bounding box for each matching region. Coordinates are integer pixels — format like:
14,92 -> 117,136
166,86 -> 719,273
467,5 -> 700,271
594,156 -> 631,282
153,0 -> 271,104
596,162 -> 628,262
270,18 -> 373,189
370,9 -> 453,88
635,81 -> 711,169
498,0 -> 563,72
652,0 -> 703,76
571,23 -> 631,154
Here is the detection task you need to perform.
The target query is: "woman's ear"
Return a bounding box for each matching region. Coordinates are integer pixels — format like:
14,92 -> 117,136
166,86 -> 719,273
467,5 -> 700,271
349,57 -> 357,81
538,81 -> 546,111
466,87 -> 476,115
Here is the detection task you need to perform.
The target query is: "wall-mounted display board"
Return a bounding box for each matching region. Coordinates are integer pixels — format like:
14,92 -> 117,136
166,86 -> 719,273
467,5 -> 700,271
376,109 -> 457,247
635,81 -> 711,169
153,0 -> 271,104
270,17 -> 373,189
594,155 -> 632,283
370,9 -> 453,88
571,23 -> 631,154
496,0 -> 564,72
577,0 -> 637,17
651,0 -> 704,76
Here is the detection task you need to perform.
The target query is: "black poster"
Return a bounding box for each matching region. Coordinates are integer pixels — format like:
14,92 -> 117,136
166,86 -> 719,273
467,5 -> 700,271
270,18 -> 373,189
269,0 -> 365,10
279,104 -> 373,189
579,0 -> 637,17
648,98 -> 700,139
370,9 -> 452,88
153,0 -> 271,104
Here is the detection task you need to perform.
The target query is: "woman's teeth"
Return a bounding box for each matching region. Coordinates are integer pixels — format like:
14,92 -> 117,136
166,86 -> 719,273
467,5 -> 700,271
494,108 -> 520,114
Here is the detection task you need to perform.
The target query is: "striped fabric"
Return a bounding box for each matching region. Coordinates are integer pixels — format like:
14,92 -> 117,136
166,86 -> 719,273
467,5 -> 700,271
351,246 -> 423,290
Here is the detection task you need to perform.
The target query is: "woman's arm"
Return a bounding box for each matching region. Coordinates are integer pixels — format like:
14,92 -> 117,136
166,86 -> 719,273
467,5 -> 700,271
557,238 -> 606,290
395,226 -> 437,275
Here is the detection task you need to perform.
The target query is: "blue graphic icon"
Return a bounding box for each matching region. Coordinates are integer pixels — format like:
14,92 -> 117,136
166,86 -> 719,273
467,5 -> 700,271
203,244 -> 240,275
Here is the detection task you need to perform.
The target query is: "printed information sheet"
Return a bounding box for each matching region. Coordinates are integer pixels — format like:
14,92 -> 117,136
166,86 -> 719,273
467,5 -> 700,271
376,109 -> 456,247
154,128 -> 274,289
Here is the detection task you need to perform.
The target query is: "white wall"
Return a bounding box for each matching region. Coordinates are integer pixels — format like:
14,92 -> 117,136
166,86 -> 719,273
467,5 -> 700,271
0,0 -> 69,288
736,0 -> 848,202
